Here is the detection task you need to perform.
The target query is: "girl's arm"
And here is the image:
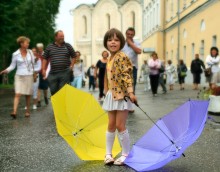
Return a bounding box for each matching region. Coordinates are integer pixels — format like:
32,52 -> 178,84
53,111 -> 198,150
104,68 -> 108,95
118,55 -> 133,94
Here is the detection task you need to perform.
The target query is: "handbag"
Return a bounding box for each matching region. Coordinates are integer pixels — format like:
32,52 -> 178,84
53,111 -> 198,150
33,72 -> 38,82
27,50 -> 37,83
204,67 -> 212,77
180,71 -> 187,77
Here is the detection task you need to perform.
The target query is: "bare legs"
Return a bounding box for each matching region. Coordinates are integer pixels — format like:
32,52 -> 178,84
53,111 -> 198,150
12,93 -> 21,115
37,89 -> 48,106
25,95 -> 31,116
105,110 -> 130,165
108,110 -> 128,132
11,93 -> 31,118
169,84 -> 174,90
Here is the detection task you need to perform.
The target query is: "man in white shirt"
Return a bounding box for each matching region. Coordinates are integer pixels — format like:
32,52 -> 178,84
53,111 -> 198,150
122,27 -> 141,93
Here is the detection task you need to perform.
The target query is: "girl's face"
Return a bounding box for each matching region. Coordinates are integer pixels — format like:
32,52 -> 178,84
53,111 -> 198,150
211,49 -> 217,57
76,52 -> 80,59
107,34 -> 121,54
102,51 -> 109,59
32,48 -> 37,57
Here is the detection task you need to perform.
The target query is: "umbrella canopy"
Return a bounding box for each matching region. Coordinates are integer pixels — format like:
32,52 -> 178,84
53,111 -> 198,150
125,100 -> 209,171
51,84 -> 121,160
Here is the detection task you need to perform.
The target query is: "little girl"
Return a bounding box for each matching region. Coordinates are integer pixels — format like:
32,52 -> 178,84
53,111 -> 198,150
102,28 -> 137,165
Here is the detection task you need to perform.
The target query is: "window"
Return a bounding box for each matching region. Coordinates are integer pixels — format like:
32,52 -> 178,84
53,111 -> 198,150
171,36 -> 174,44
82,16 -> 87,36
153,8 -> 155,28
212,35 -> 217,46
171,50 -> 173,61
131,11 -> 135,28
200,20 -> 206,31
106,14 -> 111,30
171,0 -> 174,17
156,4 -> 159,26
200,40 -> 205,60
183,0 -> 187,8
166,0 -> 169,20
183,29 -> 187,38
192,43 -> 195,60
183,46 -> 186,62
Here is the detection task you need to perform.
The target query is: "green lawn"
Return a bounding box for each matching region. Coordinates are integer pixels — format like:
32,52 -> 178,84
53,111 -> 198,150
0,84 -> 13,89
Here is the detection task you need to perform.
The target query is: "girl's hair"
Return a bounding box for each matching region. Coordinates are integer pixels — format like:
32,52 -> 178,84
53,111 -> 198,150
168,60 -> 172,64
75,51 -> 81,56
103,28 -> 125,50
210,47 -> 219,57
17,36 -> 30,46
102,50 -> 109,57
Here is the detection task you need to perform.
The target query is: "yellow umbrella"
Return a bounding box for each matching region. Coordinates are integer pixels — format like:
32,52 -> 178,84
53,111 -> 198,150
51,84 -> 121,160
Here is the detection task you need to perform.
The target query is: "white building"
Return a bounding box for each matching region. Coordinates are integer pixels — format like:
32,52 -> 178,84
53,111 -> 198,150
73,0 -> 142,68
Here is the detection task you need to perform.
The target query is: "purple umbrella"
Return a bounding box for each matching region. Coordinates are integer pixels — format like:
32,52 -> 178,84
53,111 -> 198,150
124,100 -> 209,172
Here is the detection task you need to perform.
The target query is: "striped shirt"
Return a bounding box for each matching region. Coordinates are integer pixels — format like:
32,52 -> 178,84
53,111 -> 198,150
43,42 -> 76,73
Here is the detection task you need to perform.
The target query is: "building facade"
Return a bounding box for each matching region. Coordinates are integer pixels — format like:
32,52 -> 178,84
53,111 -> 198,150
142,0 -> 220,67
73,0 -> 142,68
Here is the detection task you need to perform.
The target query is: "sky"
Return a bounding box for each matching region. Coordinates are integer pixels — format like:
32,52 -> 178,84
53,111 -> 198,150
55,0 -> 98,45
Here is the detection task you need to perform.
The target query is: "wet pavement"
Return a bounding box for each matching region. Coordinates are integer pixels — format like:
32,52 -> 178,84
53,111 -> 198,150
0,84 -> 220,172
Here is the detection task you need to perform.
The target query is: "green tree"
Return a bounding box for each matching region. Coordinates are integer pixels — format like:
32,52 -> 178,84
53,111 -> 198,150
0,0 -> 61,84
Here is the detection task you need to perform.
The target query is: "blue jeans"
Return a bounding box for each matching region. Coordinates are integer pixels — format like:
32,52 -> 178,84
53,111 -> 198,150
71,76 -> 83,89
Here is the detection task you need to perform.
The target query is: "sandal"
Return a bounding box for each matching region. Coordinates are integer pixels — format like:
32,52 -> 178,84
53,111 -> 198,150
113,155 -> 127,166
10,113 -> 17,119
25,112 -> 30,118
104,154 -> 114,165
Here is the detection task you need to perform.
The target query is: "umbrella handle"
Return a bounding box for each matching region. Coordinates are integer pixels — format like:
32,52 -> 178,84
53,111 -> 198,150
124,96 -> 139,107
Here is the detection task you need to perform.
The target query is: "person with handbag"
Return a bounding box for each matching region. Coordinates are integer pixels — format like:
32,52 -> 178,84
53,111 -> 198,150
205,47 -> 220,89
0,36 -> 35,118
191,54 -> 205,90
177,59 -> 187,90
148,52 -> 161,96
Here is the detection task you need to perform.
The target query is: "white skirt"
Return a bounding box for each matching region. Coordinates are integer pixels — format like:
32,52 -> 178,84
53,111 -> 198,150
102,91 -> 133,111
15,75 -> 33,95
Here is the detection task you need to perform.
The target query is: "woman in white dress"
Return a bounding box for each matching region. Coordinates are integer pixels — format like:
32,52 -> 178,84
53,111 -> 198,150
206,47 -> 220,89
166,60 -> 176,90
0,36 -> 34,118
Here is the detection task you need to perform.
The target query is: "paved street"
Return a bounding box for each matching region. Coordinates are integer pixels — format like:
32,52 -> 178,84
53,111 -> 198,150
0,84 -> 220,172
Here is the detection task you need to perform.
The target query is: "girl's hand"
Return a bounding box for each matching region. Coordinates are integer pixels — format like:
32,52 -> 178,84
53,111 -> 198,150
129,92 -> 137,104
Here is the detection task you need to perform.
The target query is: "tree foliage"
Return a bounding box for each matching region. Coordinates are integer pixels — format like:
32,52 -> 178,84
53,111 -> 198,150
0,0 -> 61,83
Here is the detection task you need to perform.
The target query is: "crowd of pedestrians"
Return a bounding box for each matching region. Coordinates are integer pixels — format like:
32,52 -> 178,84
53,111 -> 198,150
0,26 -> 219,167
139,47 -> 220,95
